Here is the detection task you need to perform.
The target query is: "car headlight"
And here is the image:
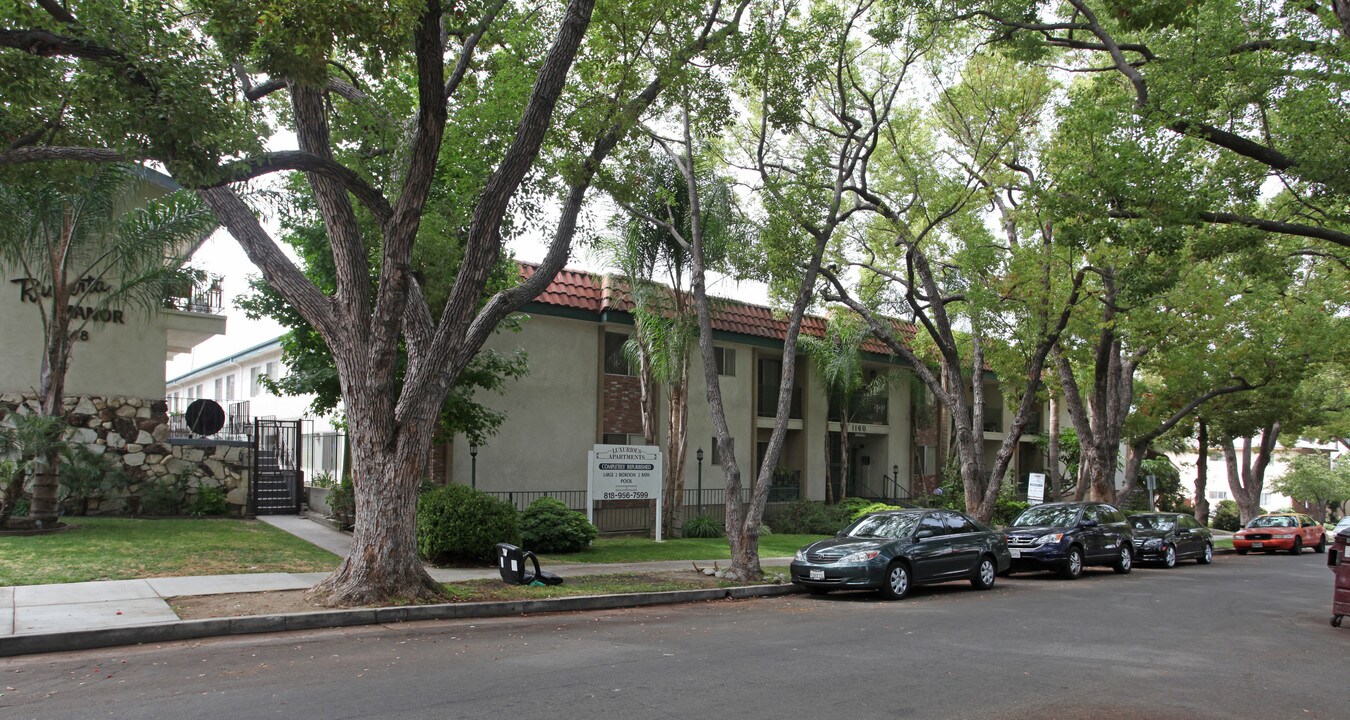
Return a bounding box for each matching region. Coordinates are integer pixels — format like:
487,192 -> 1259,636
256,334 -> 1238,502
795,549 -> 806,562
839,549 -> 881,564
1034,533 -> 1064,546
1273,534 -> 1295,539
1144,538 -> 1163,548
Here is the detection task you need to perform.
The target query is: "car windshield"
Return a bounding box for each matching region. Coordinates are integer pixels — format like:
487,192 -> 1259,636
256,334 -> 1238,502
1131,515 -> 1176,531
1009,505 -> 1080,528
1247,516 -> 1295,528
1336,518 -> 1350,531
844,513 -> 921,539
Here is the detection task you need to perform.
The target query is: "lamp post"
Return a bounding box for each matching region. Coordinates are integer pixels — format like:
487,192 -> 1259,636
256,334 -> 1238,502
892,464 -> 900,501
696,448 -> 704,515
469,441 -> 479,489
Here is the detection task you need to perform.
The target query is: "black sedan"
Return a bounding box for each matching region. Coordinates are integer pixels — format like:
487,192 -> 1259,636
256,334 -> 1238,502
790,509 -> 1012,600
1128,512 -> 1214,567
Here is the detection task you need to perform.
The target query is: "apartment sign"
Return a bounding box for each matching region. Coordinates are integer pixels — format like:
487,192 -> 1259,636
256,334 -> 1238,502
1027,472 -> 1046,505
587,444 -> 664,542
10,276 -> 127,326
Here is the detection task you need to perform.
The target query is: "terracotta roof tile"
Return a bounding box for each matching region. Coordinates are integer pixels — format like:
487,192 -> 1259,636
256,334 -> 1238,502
518,262 -> 916,356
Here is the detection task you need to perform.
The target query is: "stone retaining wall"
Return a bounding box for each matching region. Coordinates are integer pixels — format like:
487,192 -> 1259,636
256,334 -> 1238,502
0,393 -> 250,516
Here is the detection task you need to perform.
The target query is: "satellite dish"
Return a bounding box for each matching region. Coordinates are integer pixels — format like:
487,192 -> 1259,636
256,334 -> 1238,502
185,399 -> 226,436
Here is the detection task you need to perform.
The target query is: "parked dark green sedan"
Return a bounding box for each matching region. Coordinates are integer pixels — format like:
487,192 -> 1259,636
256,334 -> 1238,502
790,509 -> 1012,600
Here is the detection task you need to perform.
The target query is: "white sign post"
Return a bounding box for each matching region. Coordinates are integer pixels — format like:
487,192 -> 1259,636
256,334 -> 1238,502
587,444 -> 664,542
1027,472 -> 1046,506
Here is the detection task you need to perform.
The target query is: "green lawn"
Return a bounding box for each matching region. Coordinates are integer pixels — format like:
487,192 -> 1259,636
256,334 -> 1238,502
538,534 -> 826,565
0,517 -> 341,586
1213,536 -> 1234,550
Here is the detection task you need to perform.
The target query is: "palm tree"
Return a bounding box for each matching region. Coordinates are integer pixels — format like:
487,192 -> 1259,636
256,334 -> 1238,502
0,166 -> 216,526
801,309 -> 891,502
604,154 -> 736,537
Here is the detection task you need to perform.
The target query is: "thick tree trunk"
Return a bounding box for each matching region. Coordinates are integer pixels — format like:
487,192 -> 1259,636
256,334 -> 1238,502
1223,424 -> 1280,525
662,361 -> 688,537
307,382 -> 445,606
822,431 -> 834,504
1047,394 -> 1060,501
1194,419 -> 1209,525
28,217 -> 75,526
838,412 -> 850,502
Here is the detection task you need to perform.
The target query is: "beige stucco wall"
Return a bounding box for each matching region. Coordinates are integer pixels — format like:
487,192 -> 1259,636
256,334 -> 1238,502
451,312 -> 601,493
0,265 -> 172,399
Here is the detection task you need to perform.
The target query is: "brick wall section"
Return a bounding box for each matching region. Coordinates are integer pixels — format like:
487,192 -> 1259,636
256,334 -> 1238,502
603,374 -> 645,435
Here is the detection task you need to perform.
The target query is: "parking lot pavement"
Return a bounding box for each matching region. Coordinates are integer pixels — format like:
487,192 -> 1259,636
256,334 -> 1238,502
0,549 -> 1342,720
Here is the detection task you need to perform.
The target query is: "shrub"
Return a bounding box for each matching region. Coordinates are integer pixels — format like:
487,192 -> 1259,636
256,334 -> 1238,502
993,499 -> 1030,527
520,496 -> 598,552
416,484 -> 520,564
837,496 -> 875,518
682,514 -> 723,538
190,484 -> 229,516
1211,499 -> 1241,531
139,473 -> 190,516
759,523 -> 772,536
59,444 -> 131,516
774,500 -> 855,535
850,502 -> 904,522
313,472 -> 355,530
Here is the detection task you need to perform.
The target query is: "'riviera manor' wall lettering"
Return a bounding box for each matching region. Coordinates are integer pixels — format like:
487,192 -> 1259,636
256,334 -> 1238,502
11,277 -> 126,325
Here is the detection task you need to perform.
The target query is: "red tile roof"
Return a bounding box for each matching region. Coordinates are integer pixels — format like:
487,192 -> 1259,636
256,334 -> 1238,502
519,263 -> 916,357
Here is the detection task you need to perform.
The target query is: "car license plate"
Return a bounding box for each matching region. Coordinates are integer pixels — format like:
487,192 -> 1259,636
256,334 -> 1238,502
1252,542 -> 1263,548
809,570 -> 824,581
1010,549 -> 1021,558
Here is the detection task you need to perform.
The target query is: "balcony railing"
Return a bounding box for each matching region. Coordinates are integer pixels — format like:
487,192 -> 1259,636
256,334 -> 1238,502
757,385 -> 803,420
829,396 -> 889,425
164,273 -> 224,315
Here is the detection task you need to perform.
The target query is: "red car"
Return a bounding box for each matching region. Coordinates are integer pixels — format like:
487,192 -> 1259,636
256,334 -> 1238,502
1233,513 -> 1326,555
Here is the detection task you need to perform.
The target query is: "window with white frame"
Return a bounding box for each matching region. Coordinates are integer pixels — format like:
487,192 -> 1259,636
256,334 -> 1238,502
714,347 -> 736,377
250,366 -> 262,396
225,375 -> 235,402
214,378 -> 223,400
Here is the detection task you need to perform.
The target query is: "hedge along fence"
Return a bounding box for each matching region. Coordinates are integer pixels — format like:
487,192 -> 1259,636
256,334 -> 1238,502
481,488 -> 806,536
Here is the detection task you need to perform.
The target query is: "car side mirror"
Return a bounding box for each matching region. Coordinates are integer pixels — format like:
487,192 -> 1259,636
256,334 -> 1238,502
1080,519 -> 1099,528
914,529 -> 936,540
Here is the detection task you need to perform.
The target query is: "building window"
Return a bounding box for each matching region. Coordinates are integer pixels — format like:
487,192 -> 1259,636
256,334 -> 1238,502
265,361 -> 277,383
214,378 -> 223,400
711,437 -> 734,466
225,375 -> 235,402
604,332 -> 635,376
1208,490 -> 1229,501
602,433 -> 646,446
250,366 -> 262,397
714,347 -> 736,377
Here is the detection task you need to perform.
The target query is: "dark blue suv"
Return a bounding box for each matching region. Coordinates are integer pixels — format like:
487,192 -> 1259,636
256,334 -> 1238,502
1003,502 -> 1134,579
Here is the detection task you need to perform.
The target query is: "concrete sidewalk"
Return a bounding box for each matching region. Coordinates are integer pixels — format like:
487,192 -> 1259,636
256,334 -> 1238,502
1,514 -> 791,644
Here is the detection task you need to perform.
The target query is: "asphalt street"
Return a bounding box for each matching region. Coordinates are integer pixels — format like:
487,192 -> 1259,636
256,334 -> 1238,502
0,551 -> 1344,720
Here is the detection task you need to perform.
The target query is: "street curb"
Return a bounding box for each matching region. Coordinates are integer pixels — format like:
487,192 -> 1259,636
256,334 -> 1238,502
0,584 -> 802,658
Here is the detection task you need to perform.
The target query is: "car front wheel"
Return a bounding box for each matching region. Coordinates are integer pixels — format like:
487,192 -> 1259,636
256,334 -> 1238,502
1113,546 -> 1133,574
880,561 -> 911,600
970,556 -> 997,591
1059,547 -> 1084,579
1162,545 -> 1177,569
1289,537 -> 1303,555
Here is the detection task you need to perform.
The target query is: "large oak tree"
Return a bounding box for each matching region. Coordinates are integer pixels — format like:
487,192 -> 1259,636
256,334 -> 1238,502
0,0 -> 750,604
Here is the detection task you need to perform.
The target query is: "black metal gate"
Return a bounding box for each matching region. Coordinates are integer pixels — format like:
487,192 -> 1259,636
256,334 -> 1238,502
249,419 -> 303,516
